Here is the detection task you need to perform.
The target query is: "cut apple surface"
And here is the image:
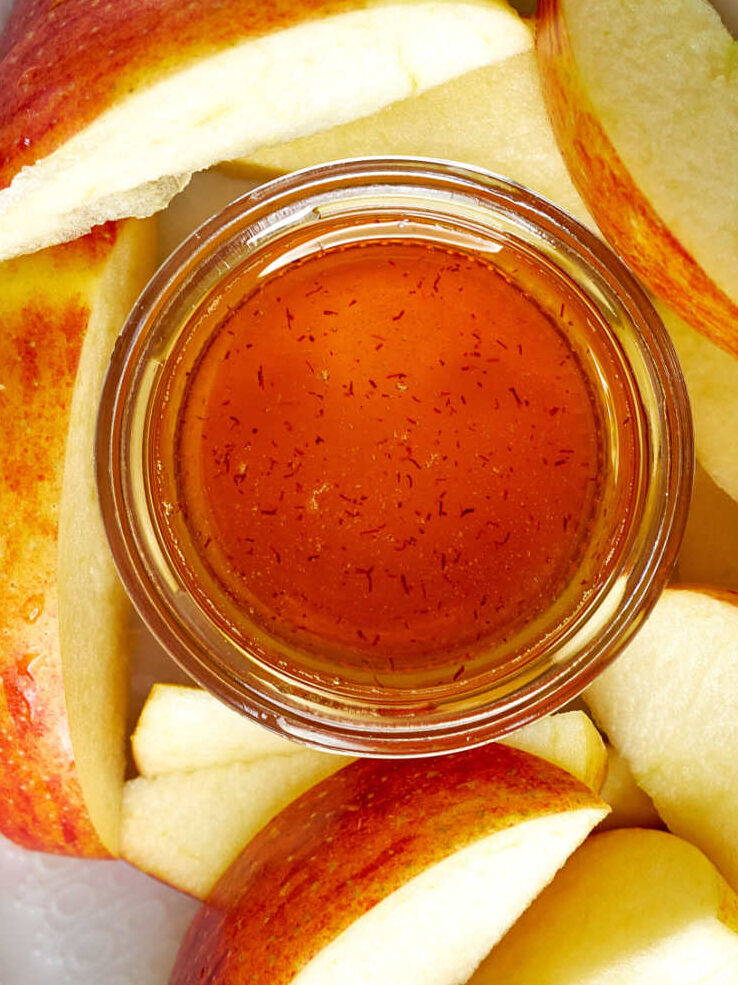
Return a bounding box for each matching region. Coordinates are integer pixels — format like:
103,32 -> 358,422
233,48 -> 589,224
124,691 -> 605,896
132,682 -> 606,788
597,745 -> 662,832
121,751 -> 352,899
0,0 -> 532,261
499,709 -> 606,793
536,0 -> 738,355
470,828 -> 738,984
659,302 -> 738,505
585,587 -> 738,890
170,745 -> 606,983
0,220 -> 157,856
132,684 -> 305,777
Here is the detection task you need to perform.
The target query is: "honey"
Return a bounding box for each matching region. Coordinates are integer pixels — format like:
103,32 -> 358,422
98,160 -> 692,752
152,238 -> 606,681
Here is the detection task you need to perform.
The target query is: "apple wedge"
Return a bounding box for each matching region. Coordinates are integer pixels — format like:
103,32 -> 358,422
123,690 -> 605,896
585,587 -> 738,889
470,829 -> 738,984
132,682 -> 606,786
170,745 -> 606,984
132,684 -> 306,777
0,0 -> 532,261
502,710 -> 606,794
0,219 -> 157,856
232,49 -> 589,224
597,745 -> 662,832
121,751 -> 352,899
659,301 -> 738,506
536,0 -> 738,355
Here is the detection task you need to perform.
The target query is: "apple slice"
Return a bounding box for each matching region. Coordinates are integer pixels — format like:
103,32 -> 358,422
132,682 -> 606,786
0,0 -> 532,261
677,463 -> 738,592
536,0 -> 738,355
132,684 -> 306,776
501,709 -> 606,793
585,587 -> 738,889
0,219 -> 157,856
469,829 -> 738,984
170,745 -> 606,983
597,745 -> 662,832
121,751 -> 352,899
659,301 -> 738,505
232,49 -> 589,225
123,695 -> 605,896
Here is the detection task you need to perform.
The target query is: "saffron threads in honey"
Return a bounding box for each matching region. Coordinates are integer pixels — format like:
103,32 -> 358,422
153,239 -> 605,676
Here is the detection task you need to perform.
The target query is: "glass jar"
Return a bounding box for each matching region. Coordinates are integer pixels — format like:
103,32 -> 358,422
96,158 -> 693,756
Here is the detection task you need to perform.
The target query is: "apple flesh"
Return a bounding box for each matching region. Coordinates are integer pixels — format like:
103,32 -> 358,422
585,587 -> 738,890
469,828 -> 738,984
0,219 -> 157,855
500,709 -> 606,793
124,689 -> 606,896
132,682 -> 606,785
132,684 -> 305,776
232,48 -> 589,225
659,301 -> 738,506
536,0 -> 738,355
170,744 -> 606,984
0,0 -> 532,260
597,745 -> 662,832
121,751 -> 352,899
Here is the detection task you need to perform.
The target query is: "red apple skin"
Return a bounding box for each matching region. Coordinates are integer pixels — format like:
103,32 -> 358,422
536,0 -> 738,358
0,0 -> 374,191
170,744 -> 604,985
0,224 -> 121,856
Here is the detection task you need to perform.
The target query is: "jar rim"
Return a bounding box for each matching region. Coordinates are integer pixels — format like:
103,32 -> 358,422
96,157 -> 693,755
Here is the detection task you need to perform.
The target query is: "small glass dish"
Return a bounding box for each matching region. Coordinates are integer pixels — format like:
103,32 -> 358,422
96,158 -> 693,756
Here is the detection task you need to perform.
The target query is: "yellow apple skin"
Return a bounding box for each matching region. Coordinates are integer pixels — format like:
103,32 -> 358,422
0,221 -> 155,855
536,0 -> 738,357
0,227 -> 119,855
170,744 -> 605,985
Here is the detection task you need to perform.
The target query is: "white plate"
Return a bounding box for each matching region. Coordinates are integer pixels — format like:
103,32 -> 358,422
0,834 -> 198,985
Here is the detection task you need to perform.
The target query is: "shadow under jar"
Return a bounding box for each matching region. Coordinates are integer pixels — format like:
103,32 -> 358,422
96,158 -> 693,756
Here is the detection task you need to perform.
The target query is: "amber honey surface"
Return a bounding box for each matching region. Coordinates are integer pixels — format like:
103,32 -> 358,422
154,239 -> 605,676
